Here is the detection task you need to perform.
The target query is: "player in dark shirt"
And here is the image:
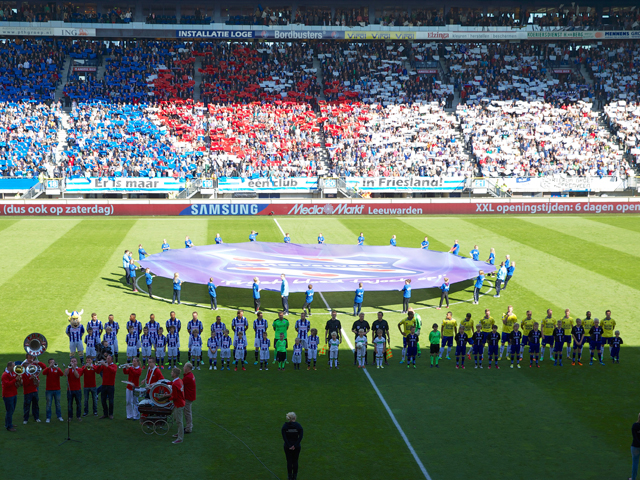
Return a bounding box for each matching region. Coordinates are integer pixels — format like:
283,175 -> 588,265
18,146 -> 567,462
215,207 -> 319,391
455,327 -> 469,369
371,312 -> 390,365
571,319 -> 586,366
487,325 -> 501,369
351,313 -> 370,365
509,324 -> 523,368
552,321 -> 565,366
528,323 -> 542,368
471,325 -> 485,369
589,319 -> 605,366
325,311 -> 342,366
610,331 -> 623,363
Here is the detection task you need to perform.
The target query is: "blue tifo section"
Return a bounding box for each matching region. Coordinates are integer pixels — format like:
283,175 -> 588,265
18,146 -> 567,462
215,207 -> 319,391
0,178 -> 38,191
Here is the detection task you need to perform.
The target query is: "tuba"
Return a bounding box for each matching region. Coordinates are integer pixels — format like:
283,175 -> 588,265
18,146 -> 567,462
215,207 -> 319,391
24,333 -> 48,358
13,364 -> 25,375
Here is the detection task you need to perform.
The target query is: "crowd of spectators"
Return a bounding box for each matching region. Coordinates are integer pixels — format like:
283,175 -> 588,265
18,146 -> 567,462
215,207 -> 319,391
458,100 -> 633,177
225,6 -> 290,26
0,101 -> 60,178
322,102 -> 473,177
605,101 -> 640,166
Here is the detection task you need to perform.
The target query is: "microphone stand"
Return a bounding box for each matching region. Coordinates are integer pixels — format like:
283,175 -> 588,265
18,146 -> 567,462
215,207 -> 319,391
59,368 -> 82,446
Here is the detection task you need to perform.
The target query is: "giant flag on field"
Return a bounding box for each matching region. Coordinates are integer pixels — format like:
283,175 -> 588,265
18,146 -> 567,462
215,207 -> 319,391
140,242 -> 495,292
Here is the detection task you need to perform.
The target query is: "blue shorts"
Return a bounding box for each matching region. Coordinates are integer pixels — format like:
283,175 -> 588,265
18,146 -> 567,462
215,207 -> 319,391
511,344 -> 521,356
590,340 -> 602,350
488,345 -> 499,356
611,346 -> 620,357
563,335 -> 571,344
403,336 -> 408,347
553,341 -> 564,353
529,344 -> 540,354
455,345 -> 466,357
501,332 -> 511,344
521,336 -> 529,346
407,347 -> 418,358
481,332 -> 489,343
573,340 -> 584,349
583,335 -> 591,344
473,344 -> 483,355
542,335 -> 554,347
602,337 -> 613,345
442,336 -> 453,347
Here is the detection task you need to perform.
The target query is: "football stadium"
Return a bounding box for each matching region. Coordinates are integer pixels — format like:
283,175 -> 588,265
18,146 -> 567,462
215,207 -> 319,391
1,2 -> 640,479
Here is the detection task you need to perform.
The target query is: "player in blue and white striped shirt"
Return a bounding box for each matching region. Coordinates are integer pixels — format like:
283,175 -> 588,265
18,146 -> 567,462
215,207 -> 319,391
87,313 -> 103,338
292,338 -> 303,370
66,322 -> 85,365
84,327 -> 99,361
258,332 -> 271,371
146,314 -> 160,341
307,328 -> 320,370
232,310 -> 249,365
253,312 -> 269,365
295,312 -> 311,365
126,327 -> 141,363
166,312 -> 182,364
187,312 -> 203,338
103,326 -> 118,363
207,332 -> 218,370
189,329 -> 202,370
219,330 -> 232,370
167,326 -> 180,367
140,327 -> 153,367
233,332 -> 247,371
105,314 -> 120,363
155,327 -> 167,369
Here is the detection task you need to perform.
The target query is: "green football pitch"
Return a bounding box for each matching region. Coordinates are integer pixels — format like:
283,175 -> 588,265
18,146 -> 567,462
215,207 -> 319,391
1,214 -> 638,480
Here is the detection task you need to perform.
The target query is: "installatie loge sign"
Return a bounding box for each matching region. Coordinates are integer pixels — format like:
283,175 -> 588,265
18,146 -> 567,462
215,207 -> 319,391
2,201 -> 640,216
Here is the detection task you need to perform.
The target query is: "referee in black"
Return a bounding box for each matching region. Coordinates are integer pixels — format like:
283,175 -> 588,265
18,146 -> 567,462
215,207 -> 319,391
325,311 -> 342,366
371,312 -> 391,365
282,411 -> 303,480
351,313 -> 370,365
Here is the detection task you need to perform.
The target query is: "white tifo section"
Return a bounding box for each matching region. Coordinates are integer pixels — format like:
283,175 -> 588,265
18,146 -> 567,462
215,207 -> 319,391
275,213 -> 432,480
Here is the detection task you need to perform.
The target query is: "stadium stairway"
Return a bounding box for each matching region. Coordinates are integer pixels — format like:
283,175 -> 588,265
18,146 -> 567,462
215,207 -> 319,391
313,57 -> 326,102
54,111 -> 70,164
193,56 -> 203,101
96,55 -> 111,81
54,55 -> 72,102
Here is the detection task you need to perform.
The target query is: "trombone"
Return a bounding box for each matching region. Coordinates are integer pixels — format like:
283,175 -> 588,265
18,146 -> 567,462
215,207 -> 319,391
118,363 -> 133,369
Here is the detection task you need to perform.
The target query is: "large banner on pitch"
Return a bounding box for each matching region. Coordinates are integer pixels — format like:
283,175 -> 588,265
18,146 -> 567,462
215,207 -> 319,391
139,242 -> 493,292
65,177 -> 185,193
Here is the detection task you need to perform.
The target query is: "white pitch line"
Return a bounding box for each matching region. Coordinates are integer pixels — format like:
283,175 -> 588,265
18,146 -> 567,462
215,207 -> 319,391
318,290 -> 432,480
273,217 -> 286,236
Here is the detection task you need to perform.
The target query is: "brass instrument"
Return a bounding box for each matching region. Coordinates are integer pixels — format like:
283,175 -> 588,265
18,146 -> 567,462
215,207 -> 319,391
13,365 -> 25,375
84,364 -> 93,371
118,363 -> 133,369
25,364 -> 41,376
24,333 -> 48,357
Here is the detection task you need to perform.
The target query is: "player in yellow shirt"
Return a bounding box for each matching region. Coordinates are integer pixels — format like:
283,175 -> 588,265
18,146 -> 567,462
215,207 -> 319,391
439,312 -> 458,360
601,309 -> 616,357
560,309 -> 574,358
398,315 -> 416,364
479,309 -> 495,360
460,313 -> 475,358
541,309 -> 556,361
499,305 -> 517,360
520,310 -> 535,361
581,311 -> 594,358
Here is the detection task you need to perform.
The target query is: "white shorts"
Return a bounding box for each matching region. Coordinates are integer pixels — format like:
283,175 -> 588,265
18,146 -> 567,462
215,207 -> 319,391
376,346 -> 385,358
234,348 -> 245,360
85,345 -> 96,357
259,349 -> 270,361
308,349 -> 317,360
156,349 -> 165,359
292,353 -> 302,364
330,348 -> 339,359
207,349 -> 217,359
298,338 -> 308,349
126,346 -> 138,357
111,338 -> 119,353
254,337 -> 262,348
168,346 -> 178,358
70,341 -> 83,354
356,345 -> 366,357
190,347 -> 202,357
141,346 -> 152,357
221,348 -> 231,359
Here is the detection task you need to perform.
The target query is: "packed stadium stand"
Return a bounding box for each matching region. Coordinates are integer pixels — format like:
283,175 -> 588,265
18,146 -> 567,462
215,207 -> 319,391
0,6 -> 639,183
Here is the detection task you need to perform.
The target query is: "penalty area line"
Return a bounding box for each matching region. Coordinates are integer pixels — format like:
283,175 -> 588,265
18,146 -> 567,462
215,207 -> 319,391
320,290 -> 432,480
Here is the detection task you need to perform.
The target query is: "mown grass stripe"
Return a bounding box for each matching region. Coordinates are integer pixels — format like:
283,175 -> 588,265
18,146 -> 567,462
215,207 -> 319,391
588,215 -> 640,234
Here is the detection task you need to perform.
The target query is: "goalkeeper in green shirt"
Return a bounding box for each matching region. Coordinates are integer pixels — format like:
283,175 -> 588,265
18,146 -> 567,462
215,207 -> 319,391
429,323 -> 441,368
273,312 -> 290,364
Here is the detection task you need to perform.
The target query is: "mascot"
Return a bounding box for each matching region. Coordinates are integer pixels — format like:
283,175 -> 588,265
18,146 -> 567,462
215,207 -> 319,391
65,310 -> 85,365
